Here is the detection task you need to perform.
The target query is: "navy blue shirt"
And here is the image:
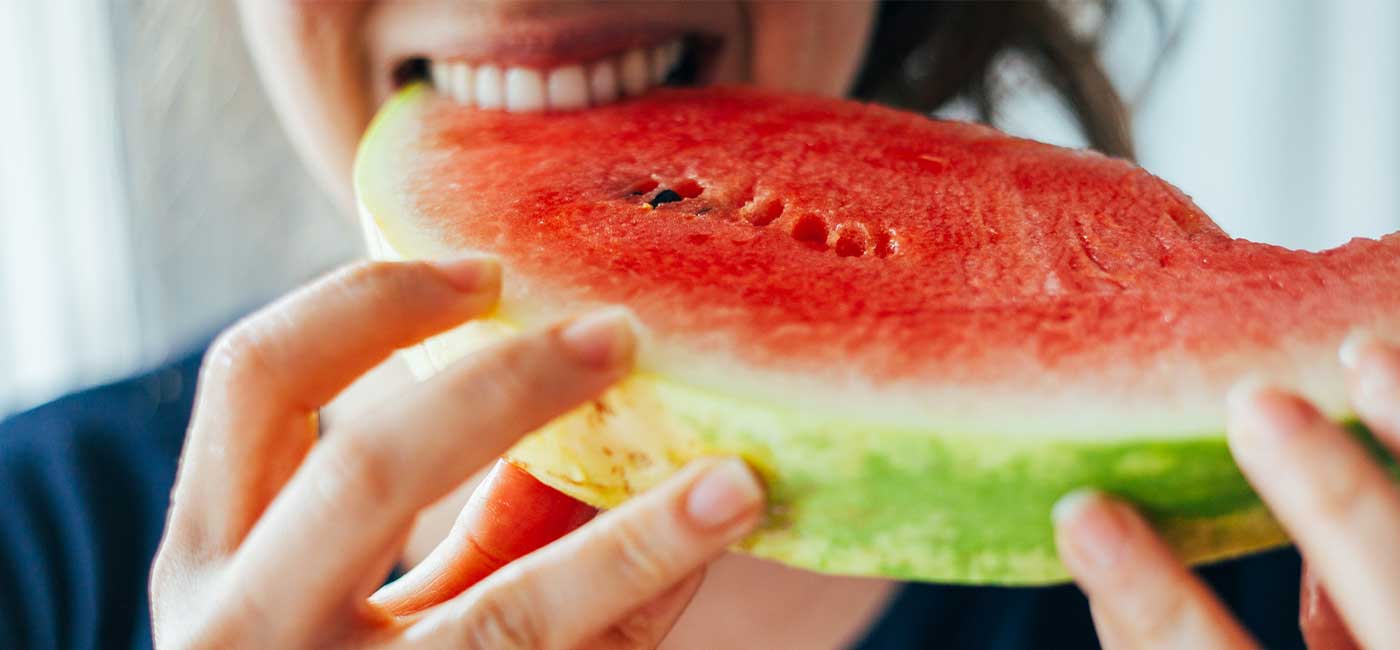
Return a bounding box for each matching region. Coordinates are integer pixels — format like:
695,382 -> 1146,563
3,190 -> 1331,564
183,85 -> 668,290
0,345 -> 1308,649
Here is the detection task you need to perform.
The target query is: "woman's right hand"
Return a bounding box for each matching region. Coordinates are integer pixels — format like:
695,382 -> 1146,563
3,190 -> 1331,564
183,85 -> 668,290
149,257 -> 765,649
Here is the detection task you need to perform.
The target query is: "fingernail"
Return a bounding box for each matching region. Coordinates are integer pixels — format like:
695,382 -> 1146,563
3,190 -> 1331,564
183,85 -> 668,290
1227,378 -> 1314,446
1052,489 -> 1128,573
559,307 -> 636,369
1339,330 -> 1379,369
432,254 -> 501,293
685,459 -> 763,530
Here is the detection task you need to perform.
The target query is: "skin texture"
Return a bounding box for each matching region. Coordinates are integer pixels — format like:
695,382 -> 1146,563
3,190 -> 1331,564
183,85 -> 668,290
1053,332 -> 1400,649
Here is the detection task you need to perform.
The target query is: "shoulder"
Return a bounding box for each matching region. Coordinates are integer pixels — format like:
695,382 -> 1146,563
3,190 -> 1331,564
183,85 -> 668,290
0,345 -> 206,650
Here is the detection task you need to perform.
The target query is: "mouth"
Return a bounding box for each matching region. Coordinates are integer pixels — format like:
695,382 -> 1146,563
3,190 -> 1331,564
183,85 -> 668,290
393,33 -> 722,113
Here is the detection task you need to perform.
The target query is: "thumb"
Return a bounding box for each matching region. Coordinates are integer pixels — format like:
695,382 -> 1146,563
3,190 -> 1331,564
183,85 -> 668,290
370,458 -> 595,615
1300,563 -> 1361,650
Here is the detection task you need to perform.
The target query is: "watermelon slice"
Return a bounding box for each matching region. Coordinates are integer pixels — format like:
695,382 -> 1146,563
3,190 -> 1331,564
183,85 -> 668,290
354,84 -> 1400,584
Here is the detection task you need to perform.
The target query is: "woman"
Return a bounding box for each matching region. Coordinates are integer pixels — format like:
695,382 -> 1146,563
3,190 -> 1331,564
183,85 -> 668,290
2,2 -> 1395,648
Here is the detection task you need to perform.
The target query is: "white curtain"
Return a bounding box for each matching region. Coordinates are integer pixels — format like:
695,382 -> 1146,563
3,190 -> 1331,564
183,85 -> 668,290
1133,0 -> 1400,249
0,2 -> 142,416
995,0 -> 1400,249
0,1 -> 355,418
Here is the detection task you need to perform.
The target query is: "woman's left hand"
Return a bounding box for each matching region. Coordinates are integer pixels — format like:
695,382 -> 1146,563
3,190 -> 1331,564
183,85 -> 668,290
1053,333 -> 1400,650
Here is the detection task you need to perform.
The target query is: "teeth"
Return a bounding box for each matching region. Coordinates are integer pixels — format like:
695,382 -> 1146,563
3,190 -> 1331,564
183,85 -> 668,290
619,48 -> 650,96
504,67 -> 546,112
588,59 -> 619,105
431,61 -> 448,93
432,61 -> 471,105
430,38 -> 685,112
474,64 -> 504,109
546,65 -> 589,110
454,65 -> 474,104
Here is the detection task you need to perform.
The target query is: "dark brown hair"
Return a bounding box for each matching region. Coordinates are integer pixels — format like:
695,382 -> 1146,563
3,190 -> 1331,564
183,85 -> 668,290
853,1 -> 1136,160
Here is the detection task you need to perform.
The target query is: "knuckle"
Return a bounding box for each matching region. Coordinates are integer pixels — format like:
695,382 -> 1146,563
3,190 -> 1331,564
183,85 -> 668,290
463,342 -> 541,408
333,259 -> 399,288
147,550 -> 179,609
156,582 -> 275,650
204,319 -> 281,390
1133,588 -> 1192,644
317,434 -> 403,510
458,585 -> 549,650
598,613 -> 661,650
148,538 -> 207,603
607,516 -> 673,594
1305,449 -> 1373,523
328,259 -> 420,306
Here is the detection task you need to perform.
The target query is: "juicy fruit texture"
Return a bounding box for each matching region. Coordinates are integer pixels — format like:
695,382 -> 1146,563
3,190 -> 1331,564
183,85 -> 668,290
356,84 -> 1400,584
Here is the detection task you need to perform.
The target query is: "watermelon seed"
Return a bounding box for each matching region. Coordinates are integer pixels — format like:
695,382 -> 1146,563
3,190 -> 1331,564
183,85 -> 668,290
791,214 -> 829,251
648,189 -> 683,207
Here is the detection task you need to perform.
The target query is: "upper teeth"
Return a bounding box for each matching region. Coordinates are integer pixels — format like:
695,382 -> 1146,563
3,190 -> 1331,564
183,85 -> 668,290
431,38 -> 683,112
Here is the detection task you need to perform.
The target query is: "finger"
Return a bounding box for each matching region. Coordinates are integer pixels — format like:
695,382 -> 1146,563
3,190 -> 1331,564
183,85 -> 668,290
1053,490 -> 1258,649
1228,383 -> 1400,649
403,458 -> 763,650
371,459 -> 596,615
1340,331 -> 1400,452
1088,600 -> 1132,650
173,257 -> 500,549
1300,563 -> 1361,650
224,308 -> 635,638
583,570 -> 706,650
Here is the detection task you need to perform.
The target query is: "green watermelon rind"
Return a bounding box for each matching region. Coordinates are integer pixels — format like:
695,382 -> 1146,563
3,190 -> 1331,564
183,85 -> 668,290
514,374 -> 1305,585
354,84 -> 1385,585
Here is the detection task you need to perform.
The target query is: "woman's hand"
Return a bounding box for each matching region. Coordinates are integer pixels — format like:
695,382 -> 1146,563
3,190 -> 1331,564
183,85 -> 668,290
149,258 -> 765,649
1053,334 -> 1400,649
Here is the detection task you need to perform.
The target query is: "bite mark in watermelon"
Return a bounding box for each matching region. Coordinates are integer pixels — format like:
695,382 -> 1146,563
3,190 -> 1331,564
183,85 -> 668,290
354,84 -> 1400,584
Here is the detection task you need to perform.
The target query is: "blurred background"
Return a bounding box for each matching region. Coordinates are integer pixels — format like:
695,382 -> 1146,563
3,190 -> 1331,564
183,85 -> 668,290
1,0 -> 1398,418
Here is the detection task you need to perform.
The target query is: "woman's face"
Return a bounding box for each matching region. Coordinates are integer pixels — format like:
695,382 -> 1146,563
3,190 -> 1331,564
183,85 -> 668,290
237,1 -> 877,210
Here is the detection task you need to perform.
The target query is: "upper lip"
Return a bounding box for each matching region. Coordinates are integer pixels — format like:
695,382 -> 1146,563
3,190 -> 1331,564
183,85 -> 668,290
416,22 -> 690,68
381,17 -> 718,82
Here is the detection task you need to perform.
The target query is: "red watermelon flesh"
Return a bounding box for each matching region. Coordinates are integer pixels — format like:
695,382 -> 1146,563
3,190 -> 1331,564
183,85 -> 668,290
355,85 -> 1400,584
